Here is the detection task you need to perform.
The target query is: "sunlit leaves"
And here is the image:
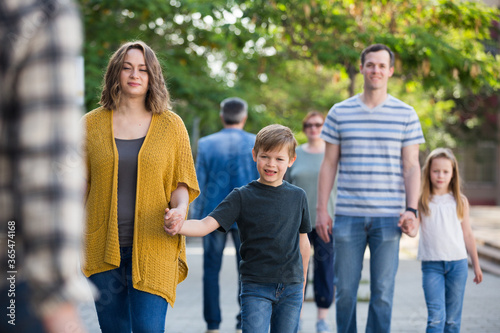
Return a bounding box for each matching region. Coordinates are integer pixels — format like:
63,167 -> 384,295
79,0 -> 499,148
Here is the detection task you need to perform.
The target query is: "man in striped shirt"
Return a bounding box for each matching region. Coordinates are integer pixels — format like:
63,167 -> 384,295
316,44 -> 424,333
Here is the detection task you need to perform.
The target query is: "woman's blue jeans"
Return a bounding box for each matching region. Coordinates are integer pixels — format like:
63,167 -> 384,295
422,259 -> 468,333
240,282 -> 303,333
333,215 -> 401,333
88,247 -> 168,333
307,228 -> 335,309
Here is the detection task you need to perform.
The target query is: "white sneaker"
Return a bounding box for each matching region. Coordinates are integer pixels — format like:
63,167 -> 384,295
316,319 -> 332,333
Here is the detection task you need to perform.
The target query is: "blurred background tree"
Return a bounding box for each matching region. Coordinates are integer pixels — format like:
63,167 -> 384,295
79,0 -> 499,150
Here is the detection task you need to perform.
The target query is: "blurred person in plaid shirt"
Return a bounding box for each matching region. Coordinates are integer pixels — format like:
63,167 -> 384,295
0,0 -> 91,332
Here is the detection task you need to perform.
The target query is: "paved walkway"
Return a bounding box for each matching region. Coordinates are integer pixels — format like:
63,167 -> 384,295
469,206 -> 500,248
79,208 -> 500,332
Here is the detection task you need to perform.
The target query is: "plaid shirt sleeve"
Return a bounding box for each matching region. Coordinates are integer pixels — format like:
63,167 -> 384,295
0,0 -> 92,317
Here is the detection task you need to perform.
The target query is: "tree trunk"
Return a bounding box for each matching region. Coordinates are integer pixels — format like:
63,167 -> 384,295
347,63 -> 357,97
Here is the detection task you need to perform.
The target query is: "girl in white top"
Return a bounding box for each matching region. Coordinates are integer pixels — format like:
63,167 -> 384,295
412,148 -> 482,333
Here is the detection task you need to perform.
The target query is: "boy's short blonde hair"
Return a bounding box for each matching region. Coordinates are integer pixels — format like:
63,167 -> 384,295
254,124 -> 297,159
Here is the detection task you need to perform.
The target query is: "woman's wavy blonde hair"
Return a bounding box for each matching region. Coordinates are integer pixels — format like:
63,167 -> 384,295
99,41 -> 170,114
419,148 -> 465,219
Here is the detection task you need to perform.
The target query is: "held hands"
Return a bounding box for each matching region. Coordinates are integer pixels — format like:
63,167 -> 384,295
163,207 -> 186,236
398,211 -> 418,237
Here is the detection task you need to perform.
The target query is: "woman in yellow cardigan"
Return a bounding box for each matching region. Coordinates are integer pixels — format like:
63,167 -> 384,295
82,41 -> 199,332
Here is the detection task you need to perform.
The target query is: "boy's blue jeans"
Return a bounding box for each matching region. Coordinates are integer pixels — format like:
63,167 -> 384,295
422,259 -> 468,333
88,247 -> 168,333
333,215 -> 401,333
240,281 -> 303,333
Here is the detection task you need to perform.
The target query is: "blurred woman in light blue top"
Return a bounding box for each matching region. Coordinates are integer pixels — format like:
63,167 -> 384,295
287,111 -> 336,333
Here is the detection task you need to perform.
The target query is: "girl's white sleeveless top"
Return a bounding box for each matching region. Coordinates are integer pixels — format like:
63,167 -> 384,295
417,193 -> 468,261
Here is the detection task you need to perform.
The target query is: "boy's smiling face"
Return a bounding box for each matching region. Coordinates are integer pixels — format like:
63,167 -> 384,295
252,145 -> 296,187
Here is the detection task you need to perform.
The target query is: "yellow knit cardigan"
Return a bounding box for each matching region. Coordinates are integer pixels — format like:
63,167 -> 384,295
81,107 -> 199,306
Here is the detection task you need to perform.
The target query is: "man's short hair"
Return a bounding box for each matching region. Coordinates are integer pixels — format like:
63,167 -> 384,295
360,44 -> 395,68
254,124 -> 297,159
220,97 -> 248,125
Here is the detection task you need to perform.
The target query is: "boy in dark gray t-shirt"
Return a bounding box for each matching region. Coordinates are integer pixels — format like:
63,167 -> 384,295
164,124 -> 311,333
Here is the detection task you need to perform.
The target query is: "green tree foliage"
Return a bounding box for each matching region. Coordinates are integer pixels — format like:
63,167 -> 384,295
235,0 -> 500,149
79,0 -> 499,149
79,0 -> 242,136
238,0 -> 499,91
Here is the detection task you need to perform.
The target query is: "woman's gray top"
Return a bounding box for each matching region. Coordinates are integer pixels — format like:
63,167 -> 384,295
115,136 -> 145,247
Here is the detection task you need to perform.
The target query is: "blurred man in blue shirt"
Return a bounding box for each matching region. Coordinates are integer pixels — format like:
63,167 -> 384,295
190,97 -> 259,333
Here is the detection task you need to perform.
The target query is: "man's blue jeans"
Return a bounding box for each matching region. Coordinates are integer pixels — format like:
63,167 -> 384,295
203,225 -> 242,330
88,247 -> 168,333
422,259 -> 468,333
240,282 -> 303,333
333,215 -> 401,333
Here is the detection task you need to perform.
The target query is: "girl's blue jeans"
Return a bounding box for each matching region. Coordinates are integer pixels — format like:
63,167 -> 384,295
240,281 -> 303,333
88,247 -> 168,333
422,259 -> 468,333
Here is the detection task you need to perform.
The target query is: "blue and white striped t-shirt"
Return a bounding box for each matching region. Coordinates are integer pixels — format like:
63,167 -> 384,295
320,94 -> 425,217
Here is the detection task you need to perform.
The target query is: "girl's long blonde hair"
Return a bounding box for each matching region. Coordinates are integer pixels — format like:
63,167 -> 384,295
419,148 -> 465,219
